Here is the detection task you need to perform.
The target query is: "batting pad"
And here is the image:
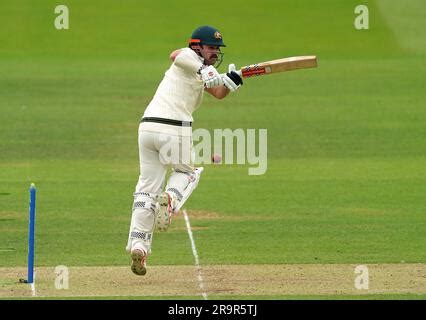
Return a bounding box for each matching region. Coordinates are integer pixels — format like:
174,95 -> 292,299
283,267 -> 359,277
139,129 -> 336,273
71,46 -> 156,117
173,167 -> 204,212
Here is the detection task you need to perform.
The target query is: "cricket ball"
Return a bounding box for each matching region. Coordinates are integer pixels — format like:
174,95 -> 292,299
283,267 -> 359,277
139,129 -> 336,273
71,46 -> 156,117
211,153 -> 222,164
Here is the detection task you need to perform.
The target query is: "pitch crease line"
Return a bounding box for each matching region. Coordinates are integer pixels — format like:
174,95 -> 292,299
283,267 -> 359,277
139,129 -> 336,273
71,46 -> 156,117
183,209 -> 208,300
30,273 -> 36,297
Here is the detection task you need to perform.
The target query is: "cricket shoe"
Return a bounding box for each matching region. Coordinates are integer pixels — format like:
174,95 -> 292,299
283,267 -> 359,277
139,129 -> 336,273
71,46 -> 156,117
130,249 -> 147,276
155,191 -> 173,232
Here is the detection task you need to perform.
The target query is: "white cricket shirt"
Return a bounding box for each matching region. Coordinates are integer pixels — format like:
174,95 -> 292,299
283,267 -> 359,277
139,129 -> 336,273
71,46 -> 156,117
143,48 -> 204,123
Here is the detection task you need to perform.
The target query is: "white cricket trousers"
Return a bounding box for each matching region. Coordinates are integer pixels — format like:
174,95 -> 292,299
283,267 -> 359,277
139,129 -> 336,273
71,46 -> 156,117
126,122 -> 195,254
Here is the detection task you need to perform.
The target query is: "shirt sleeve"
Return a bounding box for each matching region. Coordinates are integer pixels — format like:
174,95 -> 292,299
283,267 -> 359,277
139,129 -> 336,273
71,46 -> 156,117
174,48 -> 204,74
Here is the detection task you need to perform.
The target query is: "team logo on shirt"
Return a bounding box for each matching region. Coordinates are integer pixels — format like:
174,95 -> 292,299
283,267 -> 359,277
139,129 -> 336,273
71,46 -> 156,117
214,31 -> 222,39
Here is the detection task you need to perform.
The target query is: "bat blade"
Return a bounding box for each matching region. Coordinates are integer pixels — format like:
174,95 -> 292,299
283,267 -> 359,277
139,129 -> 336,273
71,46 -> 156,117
238,56 -> 317,78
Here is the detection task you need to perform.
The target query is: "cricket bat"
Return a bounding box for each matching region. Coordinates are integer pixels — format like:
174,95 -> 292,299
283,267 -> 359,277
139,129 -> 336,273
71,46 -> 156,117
237,56 -> 317,78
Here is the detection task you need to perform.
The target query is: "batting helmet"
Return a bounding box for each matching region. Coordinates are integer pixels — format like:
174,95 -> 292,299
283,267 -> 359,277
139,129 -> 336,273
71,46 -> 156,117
189,25 -> 226,47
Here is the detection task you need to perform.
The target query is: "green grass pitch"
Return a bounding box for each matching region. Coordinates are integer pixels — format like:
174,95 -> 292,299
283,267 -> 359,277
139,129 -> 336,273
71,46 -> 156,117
1,0 -> 425,299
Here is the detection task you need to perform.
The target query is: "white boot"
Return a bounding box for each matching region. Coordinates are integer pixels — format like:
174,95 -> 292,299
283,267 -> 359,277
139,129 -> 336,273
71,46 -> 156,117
155,192 -> 173,232
130,248 -> 147,276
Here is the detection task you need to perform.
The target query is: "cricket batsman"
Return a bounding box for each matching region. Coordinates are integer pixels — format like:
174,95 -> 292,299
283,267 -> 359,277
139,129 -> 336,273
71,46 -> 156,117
126,25 -> 244,275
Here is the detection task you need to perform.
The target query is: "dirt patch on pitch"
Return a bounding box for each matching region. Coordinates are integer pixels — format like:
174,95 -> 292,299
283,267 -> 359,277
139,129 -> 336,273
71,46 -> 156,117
202,264 -> 426,296
0,211 -> 21,220
1,264 -> 425,298
175,210 -> 277,222
178,210 -> 221,220
167,210 -> 276,232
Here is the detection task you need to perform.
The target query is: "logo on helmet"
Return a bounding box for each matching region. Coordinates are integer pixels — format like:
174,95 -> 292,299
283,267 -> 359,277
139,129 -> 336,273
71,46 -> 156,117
214,31 -> 222,39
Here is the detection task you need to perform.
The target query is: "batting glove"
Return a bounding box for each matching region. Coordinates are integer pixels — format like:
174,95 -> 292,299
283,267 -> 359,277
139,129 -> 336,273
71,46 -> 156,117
200,65 -> 223,88
222,64 -> 243,92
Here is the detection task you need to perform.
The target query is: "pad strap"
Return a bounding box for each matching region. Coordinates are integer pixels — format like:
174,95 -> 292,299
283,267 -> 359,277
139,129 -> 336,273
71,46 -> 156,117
132,192 -> 157,213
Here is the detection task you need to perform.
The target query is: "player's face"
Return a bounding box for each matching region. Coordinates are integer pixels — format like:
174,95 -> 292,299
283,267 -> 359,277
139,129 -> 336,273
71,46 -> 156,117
200,45 -> 221,65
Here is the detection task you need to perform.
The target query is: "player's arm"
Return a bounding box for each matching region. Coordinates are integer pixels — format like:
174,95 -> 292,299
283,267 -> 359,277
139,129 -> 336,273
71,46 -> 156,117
171,49 -> 231,93
170,49 -> 182,61
172,48 -> 205,74
205,86 -> 230,100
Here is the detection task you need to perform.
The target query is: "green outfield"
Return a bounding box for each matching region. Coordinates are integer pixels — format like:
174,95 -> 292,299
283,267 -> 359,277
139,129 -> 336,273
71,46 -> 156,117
1,0 -> 425,299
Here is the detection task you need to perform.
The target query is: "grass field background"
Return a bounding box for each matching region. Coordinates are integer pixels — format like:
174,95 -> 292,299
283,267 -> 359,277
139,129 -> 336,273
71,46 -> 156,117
1,0 -> 425,299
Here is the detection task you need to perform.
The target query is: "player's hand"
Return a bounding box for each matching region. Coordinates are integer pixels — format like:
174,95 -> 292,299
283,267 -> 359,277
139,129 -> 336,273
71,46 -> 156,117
222,64 -> 243,92
200,65 -> 223,88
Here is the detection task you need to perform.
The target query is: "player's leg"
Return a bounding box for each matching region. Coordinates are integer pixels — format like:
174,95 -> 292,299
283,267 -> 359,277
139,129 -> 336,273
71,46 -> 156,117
127,129 -> 167,275
128,179 -> 163,274
166,165 -> 204,213
152,132 -> 185,232
159,134 -> 204,225
155,165 -> 194,232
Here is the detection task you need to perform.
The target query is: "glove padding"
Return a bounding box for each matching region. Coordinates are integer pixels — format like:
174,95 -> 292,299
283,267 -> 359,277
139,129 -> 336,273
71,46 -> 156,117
222,64 -> 243,92
200,65 -> 223,88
